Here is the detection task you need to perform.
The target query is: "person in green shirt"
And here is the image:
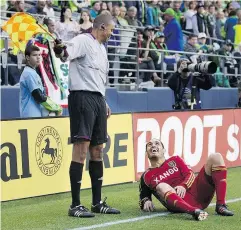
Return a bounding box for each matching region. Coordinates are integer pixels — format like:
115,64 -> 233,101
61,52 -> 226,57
173,0 -> 185,28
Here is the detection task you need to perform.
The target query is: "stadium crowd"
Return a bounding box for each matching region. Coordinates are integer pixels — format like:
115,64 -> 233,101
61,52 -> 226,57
1,0 -> 241,91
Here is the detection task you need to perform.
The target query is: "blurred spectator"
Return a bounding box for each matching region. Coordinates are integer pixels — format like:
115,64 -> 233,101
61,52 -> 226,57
142,26 -> 172,74
228,1 -> 241,12
125,6 -> 142,27
151,31 -> 170,71
27,0 -> 47,15
106,0 -> 123,8
124,0 -> 147,25
154,32 -> 168,52
118,6 -> 128,26
218,39 -> 234,57
68,0 -> 90,13
6,0 -> 16,12
218,40 -> 238,87
197,32 -> 213,61
100,1 -> 108,11
207,4 -> 216,38
117,6 -> 135,76
55,7 -> 80,41
233,42 -> 241,74
184,34 -> 202,63
79,10 -> 93,34
90,1 -> 101,20
238,9 -> 241,20
1,0 -> 8,17
137,28 -> 161,88
34,17 -> 60,43
234,18 -> 241,46
192,4 -> 208,36
43,17 -> 60,39
184,1 -> 197,33
106,1 -> 113,12
43,0 -> 55,18
146,0 -> 161,26
108,5 -> 120,85
215,0 -> 225,10
216,10 -> 226,40
142,26 -> 158,64
112,5 -> 120,24
6,0 -> 24,18
163,8 -> 184,52
173,1 -> 185,28
224,10 -> 238,42
1,52 -> 22,86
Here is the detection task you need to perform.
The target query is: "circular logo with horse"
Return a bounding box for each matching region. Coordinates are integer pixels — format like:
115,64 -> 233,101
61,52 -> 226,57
35,126 -> 63,176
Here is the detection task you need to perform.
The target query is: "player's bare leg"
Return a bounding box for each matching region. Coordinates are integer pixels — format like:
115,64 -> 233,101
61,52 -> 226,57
205,153 -> 234,216
156,183 -> 208,221
89,145 -> 120,214
69,141 -> 95,218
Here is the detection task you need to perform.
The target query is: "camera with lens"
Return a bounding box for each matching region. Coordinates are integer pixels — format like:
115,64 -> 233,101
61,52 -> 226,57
183,61 -> 217,74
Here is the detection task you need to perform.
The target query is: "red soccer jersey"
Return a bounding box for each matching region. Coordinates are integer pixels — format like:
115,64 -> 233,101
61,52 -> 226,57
144,156 -> 196,190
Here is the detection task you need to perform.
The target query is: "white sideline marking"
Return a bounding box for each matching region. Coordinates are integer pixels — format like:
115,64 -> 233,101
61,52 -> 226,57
69,198 -> 241,230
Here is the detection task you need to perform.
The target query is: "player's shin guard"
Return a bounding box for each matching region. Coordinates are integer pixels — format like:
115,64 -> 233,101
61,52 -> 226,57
89,160 -> 103,205
211,166 -> 227,205
164,191 -> 197,214
69,161 -> 84,207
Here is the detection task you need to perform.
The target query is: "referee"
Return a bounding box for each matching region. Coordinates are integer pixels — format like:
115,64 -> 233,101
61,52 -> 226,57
54,14 -> 120,218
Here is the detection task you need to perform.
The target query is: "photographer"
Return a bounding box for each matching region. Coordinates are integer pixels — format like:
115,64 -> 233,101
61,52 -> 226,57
168,58 -> 216,110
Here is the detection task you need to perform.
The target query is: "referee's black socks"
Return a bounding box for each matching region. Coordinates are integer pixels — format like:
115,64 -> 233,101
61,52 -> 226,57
69,161 -> 84,207
89,160 -> 103,205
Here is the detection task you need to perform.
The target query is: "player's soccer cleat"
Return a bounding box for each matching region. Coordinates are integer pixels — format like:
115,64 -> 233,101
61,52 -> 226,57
216,204 -> 234,216
68,205 -> 95,218
91,197 -> 121,214
192,209 -> 208,221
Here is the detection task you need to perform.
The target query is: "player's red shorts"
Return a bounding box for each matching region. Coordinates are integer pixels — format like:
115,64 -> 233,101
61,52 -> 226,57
182,166 -> 215,209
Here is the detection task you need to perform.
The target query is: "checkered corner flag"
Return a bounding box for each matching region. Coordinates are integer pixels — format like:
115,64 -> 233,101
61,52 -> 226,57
1,12 -> 56,53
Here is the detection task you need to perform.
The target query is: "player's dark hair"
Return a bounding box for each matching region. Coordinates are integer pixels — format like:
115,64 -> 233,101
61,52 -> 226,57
25,45 -> 40,57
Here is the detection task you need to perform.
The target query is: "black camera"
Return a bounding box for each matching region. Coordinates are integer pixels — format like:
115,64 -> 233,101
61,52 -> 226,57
183,61 -> 217,74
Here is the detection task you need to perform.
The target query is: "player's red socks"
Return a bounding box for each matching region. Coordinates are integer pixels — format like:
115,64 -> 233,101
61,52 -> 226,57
164,191 -> 197,214
211,166 -> 227,205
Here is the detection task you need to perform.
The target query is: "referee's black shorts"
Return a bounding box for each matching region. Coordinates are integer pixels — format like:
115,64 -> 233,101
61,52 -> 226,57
68,91 -> 107,146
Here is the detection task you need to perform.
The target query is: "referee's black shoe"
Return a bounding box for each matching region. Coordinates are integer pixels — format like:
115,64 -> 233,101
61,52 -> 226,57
68,205 -> 95,218
91,197 -> 121,214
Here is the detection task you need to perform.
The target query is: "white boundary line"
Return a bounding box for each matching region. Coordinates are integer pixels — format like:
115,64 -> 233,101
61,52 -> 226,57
69,198 -> 241,230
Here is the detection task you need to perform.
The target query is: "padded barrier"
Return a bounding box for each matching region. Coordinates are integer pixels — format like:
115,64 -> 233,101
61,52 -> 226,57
1,87 -> 238,119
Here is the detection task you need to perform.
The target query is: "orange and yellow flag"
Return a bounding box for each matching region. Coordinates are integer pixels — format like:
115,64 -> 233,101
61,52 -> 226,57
1,12 -> 48,53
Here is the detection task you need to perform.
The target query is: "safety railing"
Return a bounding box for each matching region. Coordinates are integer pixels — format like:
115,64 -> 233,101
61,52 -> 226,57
1,25 -> 241,90
105,26 -> 241,89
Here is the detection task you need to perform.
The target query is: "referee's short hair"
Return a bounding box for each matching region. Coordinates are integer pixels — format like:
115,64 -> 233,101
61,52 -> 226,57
93,14 -> 113,29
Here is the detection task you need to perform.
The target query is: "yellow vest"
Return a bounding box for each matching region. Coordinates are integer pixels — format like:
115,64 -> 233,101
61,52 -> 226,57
234,24 -> 241,46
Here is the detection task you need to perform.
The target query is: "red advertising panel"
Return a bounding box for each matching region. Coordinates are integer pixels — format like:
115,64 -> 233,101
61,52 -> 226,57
133,109 -> 241,181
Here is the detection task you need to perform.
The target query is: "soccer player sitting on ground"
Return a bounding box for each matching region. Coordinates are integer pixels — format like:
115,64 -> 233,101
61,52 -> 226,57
139,138 -> 234,221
